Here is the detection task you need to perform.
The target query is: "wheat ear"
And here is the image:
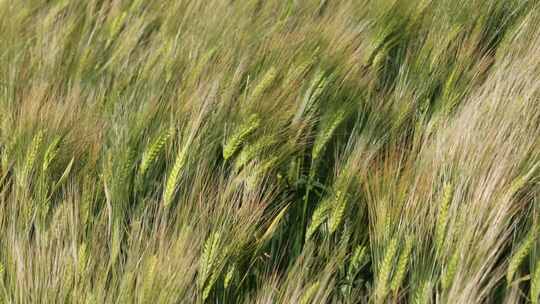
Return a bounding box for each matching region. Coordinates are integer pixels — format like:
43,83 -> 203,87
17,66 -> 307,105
223,114 -> 261,160
375,236 -> 398,301
435,182 -> 452,254
139,128 -> 171,177
328,190 -> 348,234
531,258 -> 540,304
306,199 -> 331,240
163,142 -> 188,207
390,237 -> 414,292
312,108 -> 346,164
507,223 -> 538,284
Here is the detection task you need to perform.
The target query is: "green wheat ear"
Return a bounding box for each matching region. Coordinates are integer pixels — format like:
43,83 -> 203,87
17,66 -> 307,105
292,71 -> 326,126
441,248 -> 460,290
312,108 -> 346,164
375,236 -> 399,302
257,204 -> 289,246
199,232 -> 223,300
139,128 -> 171,177
304,70 -> 327,109
348,245 -> 368,279
286,58 -> 313,83
300,281 -> 320,304
1,137 -> 16,172
531,258 -> 540,304
435,182 -> 453,253
506,161 -> 540,198
163,144 -> 188,207
42,136 -> 61,173
233,134 -> 277,171
328,190 -> 347,235
202,271 -> 220,301
78,243 -> 88,275
507,223 -> 538,284
250,67 -> 278,101
390,237 -> 414,292
21,130 -> 44,185
107,12 -> 127,44
223,113 -> 261,160
412,280 -> 430,304
306,199 -> 331,240
141,255 -> 158,301
250,154 -> 281,183
198,232 -> 221,283
223,263 -> 236,289
351,245 -> 367,270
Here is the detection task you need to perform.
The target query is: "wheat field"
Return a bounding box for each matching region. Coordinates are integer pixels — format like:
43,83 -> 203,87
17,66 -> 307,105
0,0 -> 539,303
